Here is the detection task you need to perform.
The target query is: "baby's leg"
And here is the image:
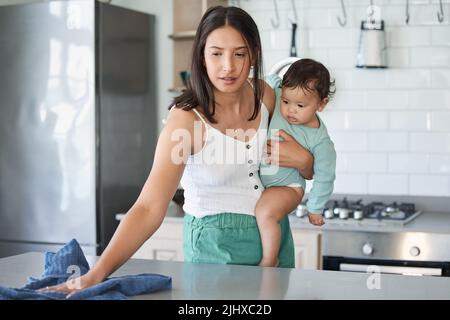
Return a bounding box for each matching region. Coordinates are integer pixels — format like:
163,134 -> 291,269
255,186 -> 304,267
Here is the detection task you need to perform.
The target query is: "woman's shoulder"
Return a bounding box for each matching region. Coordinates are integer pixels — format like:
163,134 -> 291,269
166,106 -> 200,131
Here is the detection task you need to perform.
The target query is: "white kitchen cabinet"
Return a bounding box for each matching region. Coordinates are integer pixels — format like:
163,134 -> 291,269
291,229 -> 322,270
132,220 -> 184,262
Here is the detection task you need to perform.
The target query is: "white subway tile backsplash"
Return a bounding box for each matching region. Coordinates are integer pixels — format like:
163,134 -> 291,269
301,8 -> 333,28
368,174 -> 409,195
410,133 -> 450,152
386,48 -> 410,68
308,28 -> 359,49
430,155 -> 450,174
327,49 -> 357,68
365,90 -> 409,109
409,90 -> 450,110
432,26 -> 450,46
261,30 -> 292,51
239,0 -> 292,12
347,111 -> 389,130
347,0 -> 390,6
334,173 -> 368,194
319,112 -> 348,130
367,132 -> 409,152
331,132 -> 367,152
380,4 -> 449,27
243,1 -> 450,197
389,111 -> 431,131
386,69 -> 431,89
328,90 -> 366,110
431,112 -> 450,132
330,69 -> 354,89
388,153 -> 430,174
263,50 -> 291,73
410,48 -> 450,67
351,69 -> 388,89
335,153 -> 348,173
305,0 -> 352,8
300,49 -> 329,65
345,153 -> 388,173
431,69 -> 450,88
386,27 -> 431,47
409,175 -> 450,196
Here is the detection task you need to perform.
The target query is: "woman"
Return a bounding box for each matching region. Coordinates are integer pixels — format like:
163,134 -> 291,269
41,6 -> 313,295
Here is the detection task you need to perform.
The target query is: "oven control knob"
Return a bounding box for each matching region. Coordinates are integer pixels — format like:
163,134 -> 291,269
362,243 -> 373,256
409,246 -> 420,257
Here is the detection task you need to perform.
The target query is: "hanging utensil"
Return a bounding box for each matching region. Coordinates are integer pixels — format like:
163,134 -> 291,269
405,0 -> 410,24
290,22 -> 297,57
288,0 -> 298,57
356,1 -> 387,68
270,0 -> 280,28
269,0 -> 300,78
437,0 -> 444,23
337,0 -> 347,27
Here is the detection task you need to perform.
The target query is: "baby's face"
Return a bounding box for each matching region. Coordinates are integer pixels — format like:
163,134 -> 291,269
280,84 -> 327,127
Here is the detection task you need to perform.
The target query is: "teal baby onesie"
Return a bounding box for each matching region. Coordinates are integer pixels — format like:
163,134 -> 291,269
260,74 -> 337,214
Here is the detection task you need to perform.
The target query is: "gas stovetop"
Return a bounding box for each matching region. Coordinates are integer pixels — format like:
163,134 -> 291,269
294,198 -> 422,227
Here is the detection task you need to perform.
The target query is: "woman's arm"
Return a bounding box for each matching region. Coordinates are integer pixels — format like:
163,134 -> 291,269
41,108 -> 197,294
266,130 -> 314,180
89,109 -> 195,280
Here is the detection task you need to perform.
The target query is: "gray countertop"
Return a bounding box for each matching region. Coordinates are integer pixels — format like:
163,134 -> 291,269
1,252 -> 450,300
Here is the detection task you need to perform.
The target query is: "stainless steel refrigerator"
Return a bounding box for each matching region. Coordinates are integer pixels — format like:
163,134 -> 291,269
0,0 -> 157,257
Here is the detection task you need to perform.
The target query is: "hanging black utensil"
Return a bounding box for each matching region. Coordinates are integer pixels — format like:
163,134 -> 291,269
290,22 -> 297,57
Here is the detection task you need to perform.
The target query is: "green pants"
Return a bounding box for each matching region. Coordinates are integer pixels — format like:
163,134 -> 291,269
183,212 -> 295,268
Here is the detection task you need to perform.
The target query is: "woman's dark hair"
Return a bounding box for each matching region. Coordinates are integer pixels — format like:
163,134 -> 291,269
282,58 -> 336,100
169,6 -> 264,123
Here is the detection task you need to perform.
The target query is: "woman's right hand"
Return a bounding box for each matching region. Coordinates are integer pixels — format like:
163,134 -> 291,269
36,270 -> 103,298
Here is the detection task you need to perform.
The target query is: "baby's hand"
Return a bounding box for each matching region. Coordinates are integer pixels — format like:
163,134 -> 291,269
308,213 -> 325,226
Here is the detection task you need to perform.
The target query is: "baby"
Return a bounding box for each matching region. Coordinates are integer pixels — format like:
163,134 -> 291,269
257,58 -> 337,267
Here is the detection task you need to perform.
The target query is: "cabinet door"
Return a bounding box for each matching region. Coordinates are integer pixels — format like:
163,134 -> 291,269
133,238 -> 184,262
292,230 -> 321,270
132,221 -> 184,261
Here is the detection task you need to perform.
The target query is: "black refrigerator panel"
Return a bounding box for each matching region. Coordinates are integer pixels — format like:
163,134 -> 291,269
95,2 -> 157,254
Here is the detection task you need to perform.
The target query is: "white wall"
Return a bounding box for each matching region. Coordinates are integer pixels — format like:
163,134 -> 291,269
239,0 -> 450,197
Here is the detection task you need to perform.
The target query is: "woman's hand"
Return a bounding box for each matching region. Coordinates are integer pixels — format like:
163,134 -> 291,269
266,130 -> 314,179
36,271 -> 102,298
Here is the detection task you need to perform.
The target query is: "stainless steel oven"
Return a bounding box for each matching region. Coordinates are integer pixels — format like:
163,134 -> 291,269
322,231 -> 450,277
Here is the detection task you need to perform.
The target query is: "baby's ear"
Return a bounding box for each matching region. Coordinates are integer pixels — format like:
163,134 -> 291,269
318,97 -> 329,112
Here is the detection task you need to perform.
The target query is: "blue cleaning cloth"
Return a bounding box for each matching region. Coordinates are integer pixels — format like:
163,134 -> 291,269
0,239 -> 172,300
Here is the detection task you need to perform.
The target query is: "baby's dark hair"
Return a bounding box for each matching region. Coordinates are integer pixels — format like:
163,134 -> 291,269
282,58 -> 335,100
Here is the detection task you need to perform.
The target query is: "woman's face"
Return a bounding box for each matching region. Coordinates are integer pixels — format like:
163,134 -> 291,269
204,25 -> 252,94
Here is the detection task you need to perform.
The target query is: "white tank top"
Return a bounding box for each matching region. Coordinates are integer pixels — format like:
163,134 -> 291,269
179,102 -> 269,218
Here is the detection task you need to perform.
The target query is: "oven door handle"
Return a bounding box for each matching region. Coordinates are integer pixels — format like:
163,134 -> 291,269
340,263 -> 443,276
